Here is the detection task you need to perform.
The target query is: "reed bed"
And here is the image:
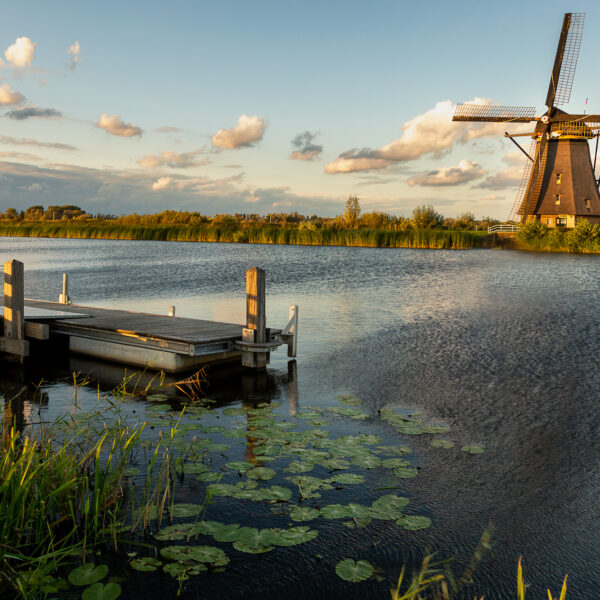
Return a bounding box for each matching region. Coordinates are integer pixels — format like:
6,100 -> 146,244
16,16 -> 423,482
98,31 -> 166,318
0,222 -> 485,250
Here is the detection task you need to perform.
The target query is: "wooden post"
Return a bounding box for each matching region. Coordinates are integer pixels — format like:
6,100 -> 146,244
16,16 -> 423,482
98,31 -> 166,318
287,305 -> 298,357
243,267 -> 267,369
168,305 -> 176,317
59,272 -> 71,304
2,260 -> 28,361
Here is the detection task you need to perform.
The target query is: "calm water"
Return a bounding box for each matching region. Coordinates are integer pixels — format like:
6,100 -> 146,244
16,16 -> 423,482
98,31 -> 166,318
2,237 -> 600,599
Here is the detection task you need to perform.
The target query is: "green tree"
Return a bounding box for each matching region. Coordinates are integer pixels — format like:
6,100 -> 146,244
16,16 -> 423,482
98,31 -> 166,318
454,212 -> 476,230
411,205 -> 443,229
343,195 -> 361,227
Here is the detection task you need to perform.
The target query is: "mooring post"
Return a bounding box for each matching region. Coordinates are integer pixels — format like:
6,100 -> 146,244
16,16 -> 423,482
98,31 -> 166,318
168,305 -> 176,317
287,305 -> 298,357
243,267 -> 267,369
2,259 -> 28,362
59,272 -> 71,304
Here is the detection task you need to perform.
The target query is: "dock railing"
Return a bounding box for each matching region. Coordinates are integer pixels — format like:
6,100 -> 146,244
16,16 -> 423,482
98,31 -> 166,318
488,224 -> 521,233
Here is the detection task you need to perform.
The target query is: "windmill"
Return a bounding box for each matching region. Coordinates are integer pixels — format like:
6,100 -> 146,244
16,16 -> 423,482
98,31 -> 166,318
453,12 -> 600,227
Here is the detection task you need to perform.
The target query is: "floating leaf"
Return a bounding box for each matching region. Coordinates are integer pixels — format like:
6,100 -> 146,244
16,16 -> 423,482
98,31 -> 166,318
268,526 -> 318,547
371,495 -> 409,520
261,485 -> 293,501
335,559 -> 374,582
81,582 -> 121,600
461,445 -> 485,454
233,542 -> 274,554
351,454 -> 381,469
290,506 -> 320,522
321,504 -> 350,519
381,457 -> 411,468
160,545 -> 229,567
170,503 -> 204,517
378,445 -> 412,455
335,394 -> 362,406
212,523 -> 242,542
342,517 -> 372,529
175,462 -> 211,474
222,407 -> 246,416
431,439 -> 454,449
68,564 -> 109,586
130,557 -> 162,572
196,471 -> 221,482
397,515 -> 431,530
285,461 -> 314,474
163,562 -> 206,579
332,473 -> 364,485
246,467 -> 275,480
393,467 -> 418,479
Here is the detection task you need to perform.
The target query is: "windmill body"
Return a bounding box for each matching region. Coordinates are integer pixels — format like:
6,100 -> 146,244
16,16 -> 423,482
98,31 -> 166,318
453,13 -> 600,227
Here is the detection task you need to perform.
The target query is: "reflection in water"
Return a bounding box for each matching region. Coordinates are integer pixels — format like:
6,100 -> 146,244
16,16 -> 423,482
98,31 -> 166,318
2,238 -> 600,598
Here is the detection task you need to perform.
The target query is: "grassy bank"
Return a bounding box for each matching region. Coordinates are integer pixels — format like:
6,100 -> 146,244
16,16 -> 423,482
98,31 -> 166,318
512,219 -> 600,254
0,221 -> 487,249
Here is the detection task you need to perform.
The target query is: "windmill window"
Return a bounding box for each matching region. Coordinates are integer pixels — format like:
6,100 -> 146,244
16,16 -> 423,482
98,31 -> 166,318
556,173 -> 562,184
556,217 -> 567,226
555,195 -> 561,205
546,218 -> 552,226
585,198 -> 591,211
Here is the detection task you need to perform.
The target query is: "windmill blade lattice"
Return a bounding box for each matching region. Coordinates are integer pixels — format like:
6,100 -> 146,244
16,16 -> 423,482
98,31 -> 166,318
507,139 -> 537,222
452,104 -> 536,122
549,12 -> 585,107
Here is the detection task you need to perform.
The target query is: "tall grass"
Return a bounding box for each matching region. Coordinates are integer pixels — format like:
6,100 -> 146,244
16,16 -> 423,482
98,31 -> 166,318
0,390 -> 176,598
0,221 -> 485,249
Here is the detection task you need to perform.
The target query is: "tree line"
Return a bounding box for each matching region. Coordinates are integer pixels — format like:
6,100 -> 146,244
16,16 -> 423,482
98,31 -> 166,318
0,197 -> 500,232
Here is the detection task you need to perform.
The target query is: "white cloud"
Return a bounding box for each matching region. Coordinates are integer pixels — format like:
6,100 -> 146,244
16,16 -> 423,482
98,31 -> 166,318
4,37 -> 36,68
97,114 -> 142,137
408,159 -> 485,187
290,131 -> 323,160
476,151 -> 527,190
325,98 -> 532,174
211,114 -> 265,149
151,176 -> 172,191
138,149 -> 207,169
27,182 -> 42,192
68,41 -> 80,70
245,194 -> 260,203
0,83 -> 24,105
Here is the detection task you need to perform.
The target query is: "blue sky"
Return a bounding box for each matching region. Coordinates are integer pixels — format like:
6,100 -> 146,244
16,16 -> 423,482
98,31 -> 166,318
1,0 -> 599,219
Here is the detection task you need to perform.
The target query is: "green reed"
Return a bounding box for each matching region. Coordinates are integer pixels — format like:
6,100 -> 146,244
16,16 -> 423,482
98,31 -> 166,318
0,221 -> 484,249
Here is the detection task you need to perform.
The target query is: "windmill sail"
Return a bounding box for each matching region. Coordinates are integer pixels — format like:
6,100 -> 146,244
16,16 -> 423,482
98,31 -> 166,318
546,12 -> 585,108
452,104 -> 536,122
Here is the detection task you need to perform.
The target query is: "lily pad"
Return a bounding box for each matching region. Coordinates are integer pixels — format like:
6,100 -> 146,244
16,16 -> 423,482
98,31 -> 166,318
351,454 -> 381,469
68,564 -> 109,586
233,542 -> 274,554
397,515 -> 432,530
393,467 -> 419,479
196,471 -> 221,482
246,467 -> 276,480
130,557 -> 162,572
81,582 -> 122,600
290,506 -> 320,522
226,461 -> 255,473
461,445 -> 485,454
163,562 -> 206,579
332,473 -> 365,485
160,545 -> 229,567
268,526 -> 318,546
335,559 -> 374,582
285,461 -> 314,474
335,394 -> 362,406
431,439 -> 454,449
170,503 -> 204,517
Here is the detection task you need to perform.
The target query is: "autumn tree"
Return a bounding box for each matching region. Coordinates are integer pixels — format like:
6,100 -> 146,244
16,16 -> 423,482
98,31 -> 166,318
344,195 -> 361,227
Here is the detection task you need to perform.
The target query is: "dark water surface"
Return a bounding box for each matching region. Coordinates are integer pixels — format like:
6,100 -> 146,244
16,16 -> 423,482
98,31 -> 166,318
2,237 -> 600,599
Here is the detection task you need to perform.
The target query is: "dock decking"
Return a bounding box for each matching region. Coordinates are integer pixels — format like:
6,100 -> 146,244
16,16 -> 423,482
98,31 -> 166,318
2,261 -> 297,373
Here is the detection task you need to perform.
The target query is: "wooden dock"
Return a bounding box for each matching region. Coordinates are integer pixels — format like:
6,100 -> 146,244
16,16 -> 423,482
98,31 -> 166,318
1,261 -> 298,373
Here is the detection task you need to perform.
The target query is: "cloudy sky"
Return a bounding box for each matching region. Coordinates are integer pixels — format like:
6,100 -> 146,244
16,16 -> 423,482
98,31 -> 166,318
1,0 -> 599,219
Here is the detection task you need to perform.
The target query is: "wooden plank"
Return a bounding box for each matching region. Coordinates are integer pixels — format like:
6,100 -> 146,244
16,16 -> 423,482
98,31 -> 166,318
24,322 -> 49,340
0,337 -> 29,357
245,267 -> 267,369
